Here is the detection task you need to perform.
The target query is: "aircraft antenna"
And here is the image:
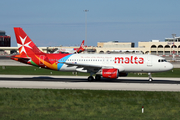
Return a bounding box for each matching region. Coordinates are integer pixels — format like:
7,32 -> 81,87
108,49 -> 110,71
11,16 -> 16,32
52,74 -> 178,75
84,9 -> 89,51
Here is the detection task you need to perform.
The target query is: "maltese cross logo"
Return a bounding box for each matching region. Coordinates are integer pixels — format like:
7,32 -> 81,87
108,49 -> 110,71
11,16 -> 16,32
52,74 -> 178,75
17,36 -> 32,54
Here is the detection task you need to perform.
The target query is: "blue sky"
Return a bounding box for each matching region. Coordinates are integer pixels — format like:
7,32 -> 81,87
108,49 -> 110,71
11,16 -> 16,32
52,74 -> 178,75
1,0 -> 180,47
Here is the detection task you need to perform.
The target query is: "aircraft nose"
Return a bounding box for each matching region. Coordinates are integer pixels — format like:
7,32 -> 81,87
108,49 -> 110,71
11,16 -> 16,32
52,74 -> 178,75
166,63 -> 173,71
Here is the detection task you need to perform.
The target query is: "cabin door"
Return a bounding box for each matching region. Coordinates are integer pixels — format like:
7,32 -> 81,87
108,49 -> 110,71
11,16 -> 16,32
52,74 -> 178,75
147,55 -> 152,67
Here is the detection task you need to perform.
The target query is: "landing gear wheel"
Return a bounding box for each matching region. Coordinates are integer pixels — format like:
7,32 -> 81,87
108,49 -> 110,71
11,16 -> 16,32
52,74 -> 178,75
149,78 -> 153,82
95,75 -> 101,81
88,76 -> 94,81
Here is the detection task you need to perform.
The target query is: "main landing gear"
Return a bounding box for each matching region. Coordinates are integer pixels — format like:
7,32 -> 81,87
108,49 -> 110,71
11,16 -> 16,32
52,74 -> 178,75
88,75 -> 101,81
148,73 -> 153,82
88,76 -> 94,81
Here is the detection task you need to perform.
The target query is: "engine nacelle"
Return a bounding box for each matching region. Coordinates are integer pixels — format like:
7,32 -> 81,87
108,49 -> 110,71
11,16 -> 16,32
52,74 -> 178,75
119,72 -> 128,77
102,68 -> 119,79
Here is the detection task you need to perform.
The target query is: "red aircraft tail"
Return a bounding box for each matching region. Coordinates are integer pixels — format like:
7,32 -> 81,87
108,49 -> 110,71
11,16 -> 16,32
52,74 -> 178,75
14,27 -> 44,57
76,40 -> 85,53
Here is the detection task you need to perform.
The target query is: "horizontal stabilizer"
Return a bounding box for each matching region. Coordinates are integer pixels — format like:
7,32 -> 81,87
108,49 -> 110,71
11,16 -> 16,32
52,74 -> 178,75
10,56 -> 31,60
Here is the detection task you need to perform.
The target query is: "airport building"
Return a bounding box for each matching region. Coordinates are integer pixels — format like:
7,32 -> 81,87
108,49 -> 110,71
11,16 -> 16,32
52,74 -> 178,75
0,30 -> 11,55
96,35 -> 180,56
96,41 -> 140,54
138,34 -> 180,55
139,40 -> 180,56
0,30 -> 11,47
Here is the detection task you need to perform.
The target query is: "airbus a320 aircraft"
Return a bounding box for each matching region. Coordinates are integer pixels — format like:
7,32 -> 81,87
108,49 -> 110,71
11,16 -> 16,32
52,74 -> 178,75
54,40 -> 85,54
11,27 -> 173,81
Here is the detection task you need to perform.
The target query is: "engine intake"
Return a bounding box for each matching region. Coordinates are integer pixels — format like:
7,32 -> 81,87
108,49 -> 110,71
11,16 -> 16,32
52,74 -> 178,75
102,68 -> 119,79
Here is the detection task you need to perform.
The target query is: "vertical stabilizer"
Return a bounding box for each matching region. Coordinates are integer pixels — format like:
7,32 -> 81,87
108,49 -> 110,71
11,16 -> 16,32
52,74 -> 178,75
14,27 -> 44,56
77,40 -> 85,53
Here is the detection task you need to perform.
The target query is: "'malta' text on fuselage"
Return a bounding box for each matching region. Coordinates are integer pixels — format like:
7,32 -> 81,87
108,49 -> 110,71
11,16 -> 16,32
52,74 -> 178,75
115,56 -> 144,64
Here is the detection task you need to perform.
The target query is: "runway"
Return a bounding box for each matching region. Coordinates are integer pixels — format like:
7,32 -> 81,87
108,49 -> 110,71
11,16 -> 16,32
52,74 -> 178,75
0,75 -> 179,91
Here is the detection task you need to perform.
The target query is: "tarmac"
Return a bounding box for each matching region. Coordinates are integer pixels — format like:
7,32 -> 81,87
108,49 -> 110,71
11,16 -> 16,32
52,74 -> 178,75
0,75 -> 179,91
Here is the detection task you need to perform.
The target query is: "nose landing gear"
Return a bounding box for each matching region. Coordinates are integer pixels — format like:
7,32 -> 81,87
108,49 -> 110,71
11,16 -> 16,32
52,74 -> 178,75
148,73 -> 153,82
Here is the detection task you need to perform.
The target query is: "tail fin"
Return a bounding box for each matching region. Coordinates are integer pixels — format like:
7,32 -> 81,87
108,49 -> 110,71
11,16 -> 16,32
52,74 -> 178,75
76,40 -> 85,53
80,40 -> 85,48
14,27 -> 44,56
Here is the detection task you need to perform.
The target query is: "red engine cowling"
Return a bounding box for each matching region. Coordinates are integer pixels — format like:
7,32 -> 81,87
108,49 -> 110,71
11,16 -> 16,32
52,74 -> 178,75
102,68 -> 119,79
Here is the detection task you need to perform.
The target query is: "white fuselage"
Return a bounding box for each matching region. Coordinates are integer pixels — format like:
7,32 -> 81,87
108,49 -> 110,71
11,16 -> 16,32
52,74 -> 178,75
59,54 -> 173,73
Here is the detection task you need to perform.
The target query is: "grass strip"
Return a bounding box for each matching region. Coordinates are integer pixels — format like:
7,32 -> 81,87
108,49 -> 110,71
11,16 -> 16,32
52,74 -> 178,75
0,88 -> 179,120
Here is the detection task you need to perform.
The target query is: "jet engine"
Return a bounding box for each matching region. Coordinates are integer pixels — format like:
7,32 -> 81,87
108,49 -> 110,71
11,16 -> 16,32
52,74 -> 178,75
102,68 -> 119,79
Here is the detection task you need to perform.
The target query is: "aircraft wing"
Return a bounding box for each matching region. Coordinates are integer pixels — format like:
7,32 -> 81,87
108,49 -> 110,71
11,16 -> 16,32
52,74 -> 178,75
60,62 -> 102,68
59,62 -> 117,73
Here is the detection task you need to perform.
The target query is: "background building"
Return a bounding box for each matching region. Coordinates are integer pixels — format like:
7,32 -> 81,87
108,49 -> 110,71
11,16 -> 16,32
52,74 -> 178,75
139,34 -> 180,56
0,30 -> 11,47
139,40 -> 180,55
97,41 -> 136,54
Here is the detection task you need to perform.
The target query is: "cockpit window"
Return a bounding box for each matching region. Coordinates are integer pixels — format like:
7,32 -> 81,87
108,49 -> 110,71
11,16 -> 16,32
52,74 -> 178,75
158,59 -> 167,62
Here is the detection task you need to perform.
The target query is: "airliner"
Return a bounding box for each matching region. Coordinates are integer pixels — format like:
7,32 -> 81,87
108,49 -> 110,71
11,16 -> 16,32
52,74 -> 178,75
11,27 -> 173,82
54,40 -> 85,54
